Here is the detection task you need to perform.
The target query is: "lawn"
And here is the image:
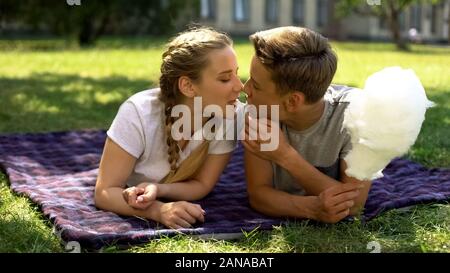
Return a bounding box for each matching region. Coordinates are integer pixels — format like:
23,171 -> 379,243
0,37 -> 449,253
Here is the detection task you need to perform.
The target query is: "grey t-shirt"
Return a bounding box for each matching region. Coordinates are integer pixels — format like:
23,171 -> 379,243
272,84 -> 357,195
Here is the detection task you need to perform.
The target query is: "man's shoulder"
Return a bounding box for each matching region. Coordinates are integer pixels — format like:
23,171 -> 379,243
321,85 -> 359,132
325,84 -> 361,104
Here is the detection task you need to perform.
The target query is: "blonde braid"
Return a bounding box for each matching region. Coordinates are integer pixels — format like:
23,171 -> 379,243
164,99 -> 180,172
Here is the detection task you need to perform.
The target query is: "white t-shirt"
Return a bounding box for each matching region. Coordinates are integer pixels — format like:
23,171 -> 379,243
107,88 -> 236,187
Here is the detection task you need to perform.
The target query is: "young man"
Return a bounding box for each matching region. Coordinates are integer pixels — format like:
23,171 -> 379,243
242,26 -> 372,224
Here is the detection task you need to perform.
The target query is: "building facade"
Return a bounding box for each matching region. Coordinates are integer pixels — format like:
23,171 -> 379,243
199,0 -> 450,43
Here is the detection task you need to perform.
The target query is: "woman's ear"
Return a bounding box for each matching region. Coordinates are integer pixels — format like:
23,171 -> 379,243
178,76 -> 196,98
283,92 -> 305,112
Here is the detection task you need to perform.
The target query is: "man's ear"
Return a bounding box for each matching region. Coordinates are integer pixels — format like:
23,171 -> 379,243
283,92 -> 305,112
178,76 -> 196,98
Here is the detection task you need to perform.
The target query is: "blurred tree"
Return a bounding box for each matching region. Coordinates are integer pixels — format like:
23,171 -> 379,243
0,0 -> 195,46
447,0 -> 450,44
336,0 -> 445,50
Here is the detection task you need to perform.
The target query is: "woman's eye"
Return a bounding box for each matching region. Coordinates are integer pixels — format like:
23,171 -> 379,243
250,78 -> 259,90
220,79 -> 231,83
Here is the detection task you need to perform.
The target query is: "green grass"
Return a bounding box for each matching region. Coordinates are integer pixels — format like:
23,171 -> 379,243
120,204 -> 450,253
0,37 -> 449,253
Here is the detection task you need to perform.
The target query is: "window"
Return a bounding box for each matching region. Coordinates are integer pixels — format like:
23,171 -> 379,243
316,0 -> 328,28
410,4 -> 422,32
431,5 -> 437,34
234,0 -> 250,22
265,0 -> 279,24
200,0 -> 216,20
379,10 -> 406,31
292,0 -> 305,25
379,18 -> 387,30
399,11 -> 406,31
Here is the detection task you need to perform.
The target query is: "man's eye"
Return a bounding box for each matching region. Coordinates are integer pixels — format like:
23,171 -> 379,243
220,79 -> 231,83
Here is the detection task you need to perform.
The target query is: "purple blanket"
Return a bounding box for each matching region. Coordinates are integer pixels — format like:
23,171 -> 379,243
0,130 -> 449,250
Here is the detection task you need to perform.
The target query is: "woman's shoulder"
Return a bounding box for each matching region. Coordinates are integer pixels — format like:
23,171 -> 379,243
123,87 -> 163,115
126,87 -> 161,105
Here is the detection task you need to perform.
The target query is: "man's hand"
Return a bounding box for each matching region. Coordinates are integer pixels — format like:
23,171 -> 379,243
241,114 -> 293,164
313,182 -> 364,223
122,183 -> 157,210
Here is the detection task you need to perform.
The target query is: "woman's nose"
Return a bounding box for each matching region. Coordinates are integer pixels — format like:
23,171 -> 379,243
234,77 -> 244,92
243,80 -> 252,97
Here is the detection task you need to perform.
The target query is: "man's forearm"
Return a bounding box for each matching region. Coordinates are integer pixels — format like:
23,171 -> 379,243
277,147 -> 341,196
248,185 -> 319,220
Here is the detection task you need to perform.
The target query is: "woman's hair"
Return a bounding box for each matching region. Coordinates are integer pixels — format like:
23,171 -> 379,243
159,26 -> 232,172
250,26 -> 337,103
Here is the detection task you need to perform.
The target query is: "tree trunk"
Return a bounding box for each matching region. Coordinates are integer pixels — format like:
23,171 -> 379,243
325,0 -> 345,40
78,17 -> 95,46
77,14 -> 109,46
92,15 -> 109,42
386,4 -> 409,51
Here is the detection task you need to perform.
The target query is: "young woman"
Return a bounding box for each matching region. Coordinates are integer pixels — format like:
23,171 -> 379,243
95,27 -> 243,229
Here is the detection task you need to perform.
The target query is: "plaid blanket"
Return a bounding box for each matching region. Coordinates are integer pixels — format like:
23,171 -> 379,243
0,130 -> 449,250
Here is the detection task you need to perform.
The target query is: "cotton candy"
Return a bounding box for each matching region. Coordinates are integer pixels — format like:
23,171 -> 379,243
342,67 -> 434,180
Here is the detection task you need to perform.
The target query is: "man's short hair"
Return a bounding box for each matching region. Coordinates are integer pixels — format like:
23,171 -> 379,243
250,26 -> 337,103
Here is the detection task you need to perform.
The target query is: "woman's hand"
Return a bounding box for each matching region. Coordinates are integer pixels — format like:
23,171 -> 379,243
122,183 -> 157,210
158,201 -> 205,229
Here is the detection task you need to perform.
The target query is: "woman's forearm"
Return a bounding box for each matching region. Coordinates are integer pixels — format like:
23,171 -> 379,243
157,180 -> 211,201
95,186 -> 162,221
